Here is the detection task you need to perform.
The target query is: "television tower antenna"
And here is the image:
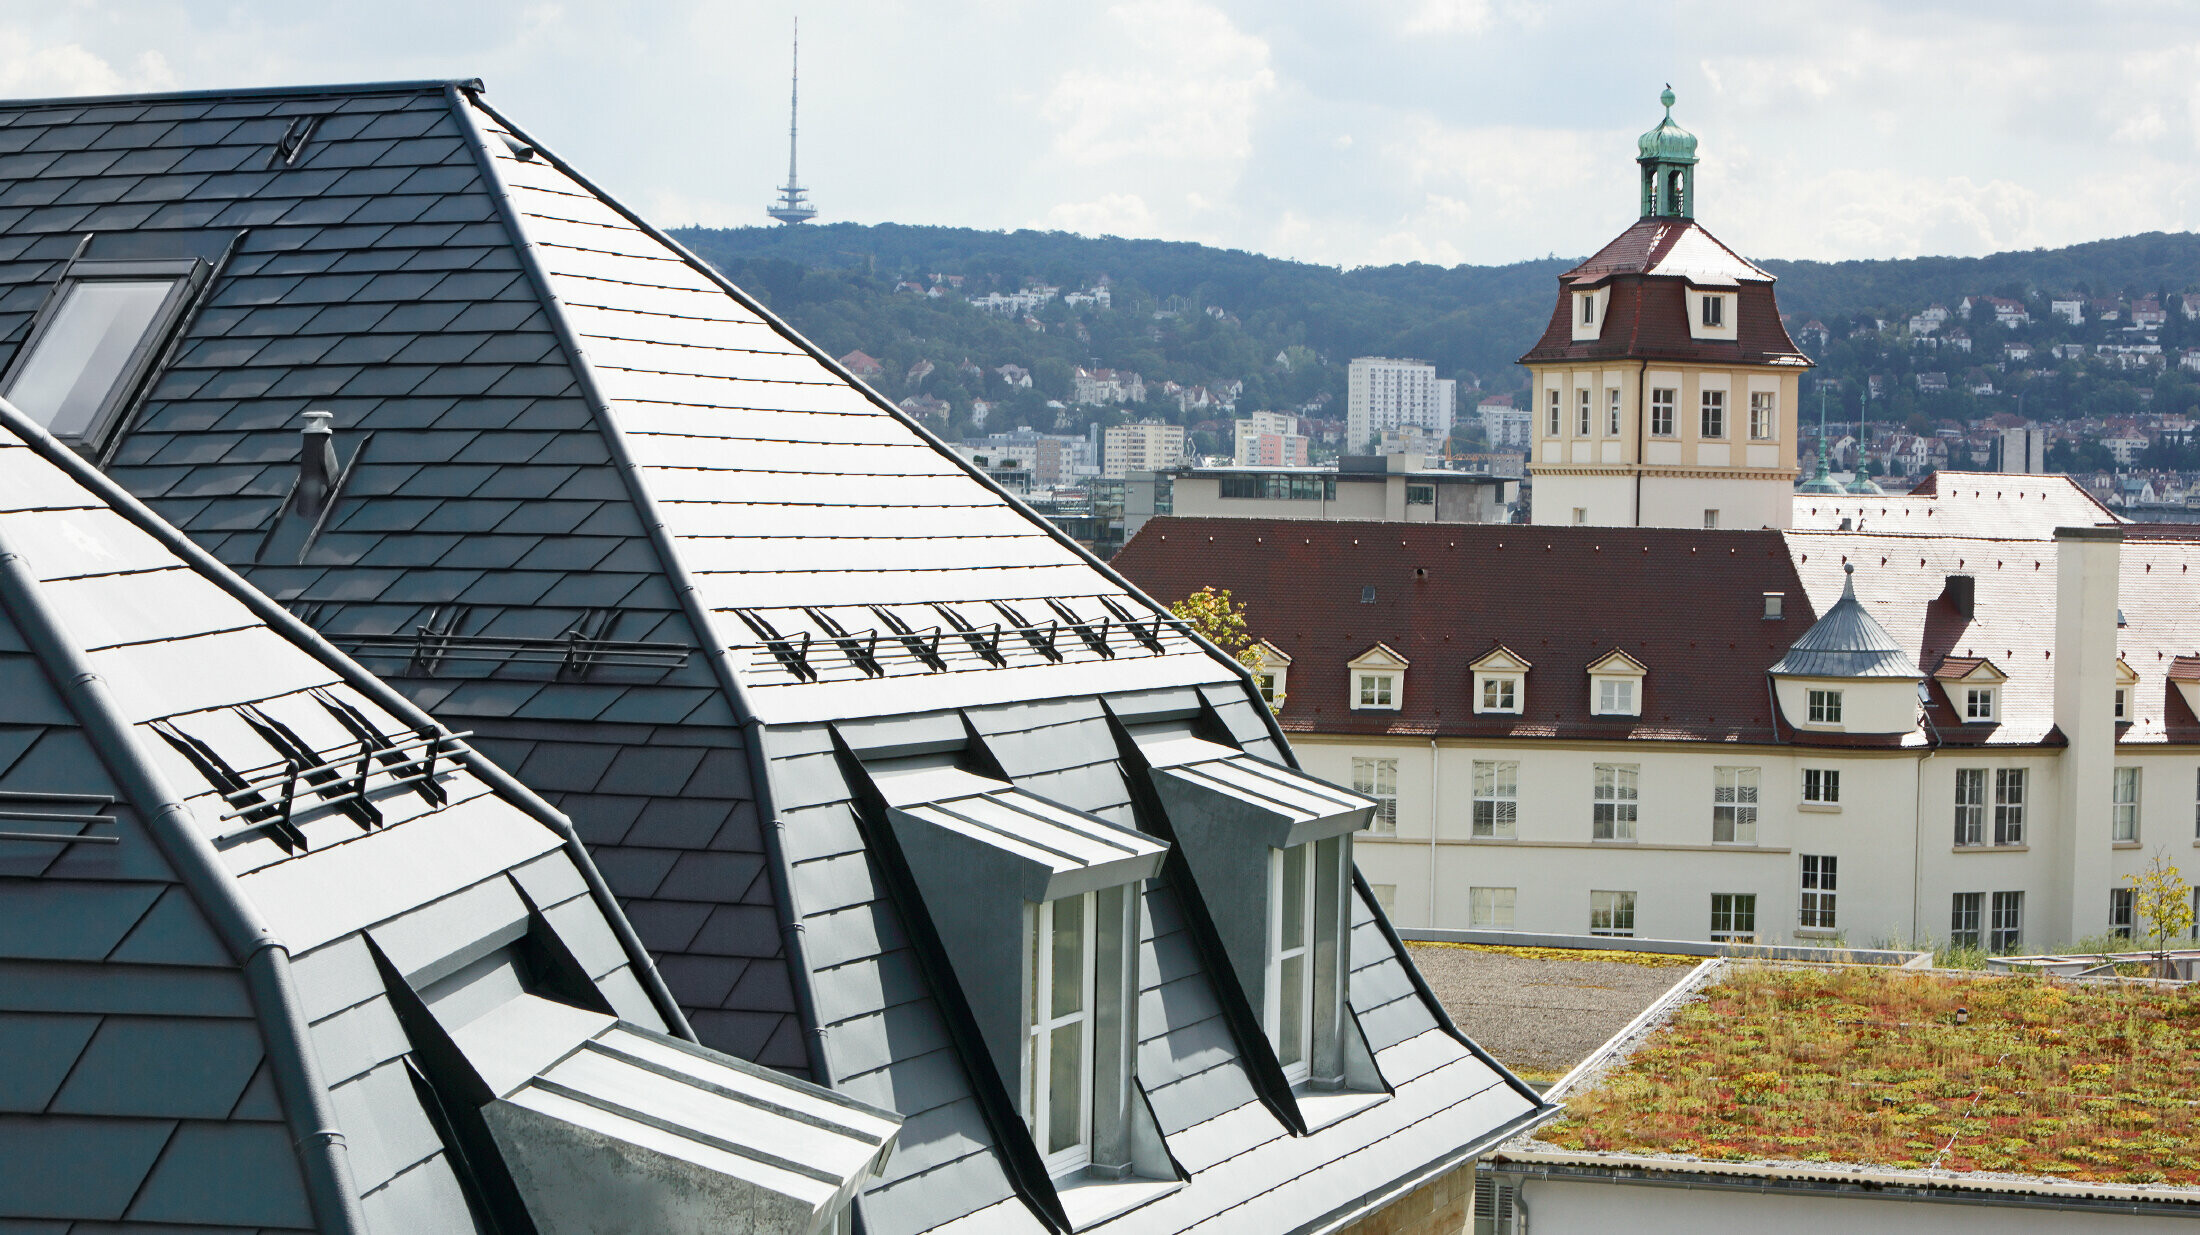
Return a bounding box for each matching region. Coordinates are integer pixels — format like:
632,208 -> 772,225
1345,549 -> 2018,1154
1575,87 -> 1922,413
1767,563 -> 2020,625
766,18 -> 818,224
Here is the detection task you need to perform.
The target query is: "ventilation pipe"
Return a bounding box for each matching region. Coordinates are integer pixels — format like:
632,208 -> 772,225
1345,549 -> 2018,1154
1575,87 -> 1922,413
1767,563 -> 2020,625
1939,574 -> 1975,619
291,410 -> 337,519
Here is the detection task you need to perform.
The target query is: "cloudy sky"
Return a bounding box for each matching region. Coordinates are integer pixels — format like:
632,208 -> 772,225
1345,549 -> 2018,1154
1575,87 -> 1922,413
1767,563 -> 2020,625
10,2 -> 2200,269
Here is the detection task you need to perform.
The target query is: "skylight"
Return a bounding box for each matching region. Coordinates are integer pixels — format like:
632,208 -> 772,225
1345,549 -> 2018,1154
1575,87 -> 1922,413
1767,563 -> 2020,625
3,258 -> 203,450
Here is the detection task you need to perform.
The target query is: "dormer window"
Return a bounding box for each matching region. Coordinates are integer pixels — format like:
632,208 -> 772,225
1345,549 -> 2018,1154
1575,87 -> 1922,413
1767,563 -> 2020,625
1965,687 -> 1996,721
2114,657 -> 2137,723
1027,891 -> 1101,1175
1580,293 -> 1595,324
1471,646 -> 1531,715
1933,656 -> 2006,727
1701,294 -> 1723,327
1687,290 -> 1739,341
1348,643 -> 1409,711
1571,286 -> 1610,341
1586,649 -> 1646,717
1252,641 -> 1290,708
3,255 -> 212,454
2113,687 -> 2128,721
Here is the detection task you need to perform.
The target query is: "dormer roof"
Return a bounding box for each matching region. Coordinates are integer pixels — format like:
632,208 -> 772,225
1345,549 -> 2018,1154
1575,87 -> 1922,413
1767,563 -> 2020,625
1933,656 -> 2008,683
1586,648 -> 1647,675
1769,564 -> 1922,679
1470,645 -> 1532,673
1349,641 -> 1410,670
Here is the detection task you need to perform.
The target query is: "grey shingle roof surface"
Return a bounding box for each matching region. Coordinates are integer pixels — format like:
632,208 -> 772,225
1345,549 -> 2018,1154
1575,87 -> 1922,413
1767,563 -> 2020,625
6,79 -> 1550,1234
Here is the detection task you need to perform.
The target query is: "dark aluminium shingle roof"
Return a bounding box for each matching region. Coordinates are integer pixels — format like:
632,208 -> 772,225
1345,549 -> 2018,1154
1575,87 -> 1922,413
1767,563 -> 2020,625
0,79 -> 1552,1235
0,395 -> 899,1233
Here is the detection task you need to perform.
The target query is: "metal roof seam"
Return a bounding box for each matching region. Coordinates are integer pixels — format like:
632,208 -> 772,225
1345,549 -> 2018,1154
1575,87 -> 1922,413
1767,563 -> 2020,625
0,79 -> 482,111
0,519 -> 370,1235
445,85 -> 822,1078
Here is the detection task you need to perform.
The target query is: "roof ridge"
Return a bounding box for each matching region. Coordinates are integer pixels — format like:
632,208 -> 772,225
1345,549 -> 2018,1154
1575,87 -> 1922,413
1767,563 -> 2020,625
0,78 -> 480,111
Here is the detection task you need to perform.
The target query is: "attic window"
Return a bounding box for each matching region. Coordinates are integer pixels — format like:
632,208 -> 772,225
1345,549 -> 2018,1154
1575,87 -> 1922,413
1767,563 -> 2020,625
1701,294 -> 1723,327
1965,686 -> 1997,722
3,258 -> 206,453
1360,585 -> 1376,604
1763,592 -> 1784,619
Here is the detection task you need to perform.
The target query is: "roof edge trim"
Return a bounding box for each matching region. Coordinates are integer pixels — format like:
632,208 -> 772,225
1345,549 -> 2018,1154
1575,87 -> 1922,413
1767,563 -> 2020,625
0,517 -> 370,1235
0,78 -> 483,110
0,393 -> 693,1045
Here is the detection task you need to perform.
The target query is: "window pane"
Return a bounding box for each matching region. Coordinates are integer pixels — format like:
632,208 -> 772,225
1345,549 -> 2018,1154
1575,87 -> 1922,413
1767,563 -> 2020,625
1048,1022 -> 1083,1153
1277,953 -> 1306,1066
1050,896 -> 1084,1020
1279,843 -> 1307,951
6,279 -> 176,438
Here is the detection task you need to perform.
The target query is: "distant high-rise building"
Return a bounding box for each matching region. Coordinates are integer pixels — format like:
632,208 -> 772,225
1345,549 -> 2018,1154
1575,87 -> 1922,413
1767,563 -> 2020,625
1999,426 -> 2047,474
1233,411 -> 1308,466
1346,357 -> 1452,452
1103,420 -> 1187,477
766,20 -> 818,224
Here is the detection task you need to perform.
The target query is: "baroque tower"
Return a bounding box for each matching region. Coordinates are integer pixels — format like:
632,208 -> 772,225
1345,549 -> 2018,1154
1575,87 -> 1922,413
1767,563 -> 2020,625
1520,89 -> 1812,529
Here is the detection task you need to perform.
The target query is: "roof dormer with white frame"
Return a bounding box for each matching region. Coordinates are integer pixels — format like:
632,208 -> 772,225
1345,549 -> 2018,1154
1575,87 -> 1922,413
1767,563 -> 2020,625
1935,657 -> 2009,725
1348,642 -> 1409,711
1586,648 -> 1646,717
2113,656 -> 2138,725
1470,645 -> 1531,715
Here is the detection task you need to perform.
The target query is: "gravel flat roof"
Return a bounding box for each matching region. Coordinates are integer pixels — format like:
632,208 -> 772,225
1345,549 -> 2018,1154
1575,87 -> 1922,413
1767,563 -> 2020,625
1407,943 -> 1698,1081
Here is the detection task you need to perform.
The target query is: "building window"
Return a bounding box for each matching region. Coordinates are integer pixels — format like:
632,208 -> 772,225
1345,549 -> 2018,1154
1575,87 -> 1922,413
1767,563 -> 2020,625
1595,678 -> 1637,715
1806,688 -> 1843,724
2113,687 -> 2128,721
1802,768 -> 1840,804
1701,295 -> 1724,328
1352,757 -> 1398,835
2,258 -> 207,453
1954,768 -> 1985,846
1580,293 -> 1596,324
1607,387 -> 1622,435
1589,890 -> 1636,937
1712,766 -> 1759,844
1266,843 -> 1317,1085
1799,855 -> 1837,930
1989,890 -> 2023,952
1406,483 -> 1435,505
1356,673 -> 1396,709
1478,676 -> 1519,713
2113,766 -> 2140,842
1749,391 -> 1776,440
1965,687 -> 1997,722
1592,764 -> 1638,840
1470,886 -> 1516,928
1994,769 -> 2026,846
1576,388 -> 1592,436
1026,892 -> 1097,1176
1709,893 -> 1756,943
2110,887 -> 2135,939
1700,390 -> 1726,438
1649,387 -> 1676,436
1571,507 -> 1587,525
1950,892 -> 1983,950
1471,760 -> 1518,839
1546,389 -> 1561,436
1702,509 -> 1719,529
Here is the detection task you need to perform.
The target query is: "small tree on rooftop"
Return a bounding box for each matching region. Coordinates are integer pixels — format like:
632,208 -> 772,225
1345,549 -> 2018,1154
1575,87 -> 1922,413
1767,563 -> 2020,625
1170,585 -> 1267,673
2127,850 -> 2194,973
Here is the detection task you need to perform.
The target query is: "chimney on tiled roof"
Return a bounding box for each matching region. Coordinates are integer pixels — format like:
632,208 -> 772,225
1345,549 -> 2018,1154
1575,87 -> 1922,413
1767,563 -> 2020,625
1939,573 -> 1975,619
290,410 -> 337,519
2052,524 -> 2122,942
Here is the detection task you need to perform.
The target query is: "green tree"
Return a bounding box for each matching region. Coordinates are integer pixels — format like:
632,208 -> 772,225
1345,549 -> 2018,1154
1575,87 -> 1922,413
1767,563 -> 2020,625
2128,851 -> 2195,972
1168,586 -> 1264,673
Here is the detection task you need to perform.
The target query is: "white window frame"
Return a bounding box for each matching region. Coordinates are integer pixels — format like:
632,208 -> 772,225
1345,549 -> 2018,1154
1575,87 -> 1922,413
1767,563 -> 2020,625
2113,686 -> 2128,721
1472,760 -> 1518,839
1593,677 -> 1638,716
1806,688 -> 1843,725
2110,887 -> 2135,939
1994,768 -> 2026,846
1649,387 -> 1677,436
1469,885 -> 1516,928
1477,675 -> 1520,714
1699,389 -> 1727,439
1545,388 -> 1561,437
1606,387 -> 1623,436
1701,294 -> 1724,328
1748,390 -> 1776,440
1954,767 -> 1986,846
1352,757 -> 1398,835
1576,388 -> 1592,436
1965,686 -> 1997,722
1265,843 -> 1319,1086
1949,891 -> 1983,950
1355,672 -> 1397,710
1712,766 -> 1759,844
1589,890 -> 1635,937
1989,890 -> 2023,952
1592,764 -> 1637,840
1802,767 -> 1840,805
1799,855 -> 1837,930
1025,893 -> 1097,1177
1709,892 -> 1756,943
2113,766 -> 2140,842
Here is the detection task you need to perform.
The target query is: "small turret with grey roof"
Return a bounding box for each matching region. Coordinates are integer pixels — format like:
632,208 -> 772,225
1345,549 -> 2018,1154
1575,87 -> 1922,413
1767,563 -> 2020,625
1769,563 -> 1923,737
1771,563 -> 1921,679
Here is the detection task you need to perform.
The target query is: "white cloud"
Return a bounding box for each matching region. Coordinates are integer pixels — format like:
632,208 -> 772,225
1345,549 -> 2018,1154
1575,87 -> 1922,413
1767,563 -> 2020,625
1041,193 -> 1158,236
0,30 -> 173,97
1040,2 -> 1274,168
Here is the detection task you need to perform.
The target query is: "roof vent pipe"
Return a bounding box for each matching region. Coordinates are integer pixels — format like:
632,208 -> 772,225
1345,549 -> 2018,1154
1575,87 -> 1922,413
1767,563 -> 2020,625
292,410 -> 337,519
1838,517 -> 1853,531
1940,574 -> 1975,619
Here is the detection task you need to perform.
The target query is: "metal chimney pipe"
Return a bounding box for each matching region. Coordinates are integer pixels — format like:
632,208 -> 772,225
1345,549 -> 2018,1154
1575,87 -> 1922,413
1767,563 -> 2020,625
292,410 -> 336,519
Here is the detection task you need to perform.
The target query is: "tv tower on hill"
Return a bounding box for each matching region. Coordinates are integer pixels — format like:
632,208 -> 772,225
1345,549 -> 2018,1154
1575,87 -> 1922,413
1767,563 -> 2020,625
766,19 -> 818,224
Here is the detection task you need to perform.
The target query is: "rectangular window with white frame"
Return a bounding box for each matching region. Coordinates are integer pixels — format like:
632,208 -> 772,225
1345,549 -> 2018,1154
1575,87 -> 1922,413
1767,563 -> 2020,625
1546,389 -> 1561,436
1589,890 -> 1636,937
1966,687 -> 1996,722
1265,843 -> 1317,1084
1799,855 -> 1837,930
1650,387 -> 1676,436
1989,890 -> 2023,952
1954,768 -> 1985,845
1577,388 -> 1592,436
1802,768 -> 1840,805
2113,766 -> 2140,842
1469,886 -> 1516,928
1949,891 -> 1983,949
1472,760 -> 1518,839
2110,887 -> 2135,939
1595,678 -> 1636,715
1709,892 -> 1756,943
1712,766 -> 1758,844
1356,673 -> 1396,709
1749,390 -> 1776,440
1025,892 -> 1097,1176
1700,389 -> 1726,438
1478,676 -> 1519,713
1352,757 -> 1398,835
1994,769 -> 2026,846
1806,688 -> 1843,724
2113,687 -> 2129,721
1592,763 -> 1637,840
1606,387 -> 1622,435
1701,294 -> 1724,328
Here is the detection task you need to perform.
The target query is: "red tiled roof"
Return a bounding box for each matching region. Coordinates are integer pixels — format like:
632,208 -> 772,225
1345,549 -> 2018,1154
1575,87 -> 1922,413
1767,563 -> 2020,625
1114,518 -> 1811,743
1519,219 -> 1810,368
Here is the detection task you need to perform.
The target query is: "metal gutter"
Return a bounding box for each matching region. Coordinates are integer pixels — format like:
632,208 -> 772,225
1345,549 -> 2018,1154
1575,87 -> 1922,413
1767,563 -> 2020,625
1498,1155 -> 2200,1217
0,78 -> 481,110
460,91 -> 1285,738
1295,1101 -> 1563,1235
0,526 -> 366,1235
444,87 -> 828,1079
0,395 -> 693,1045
